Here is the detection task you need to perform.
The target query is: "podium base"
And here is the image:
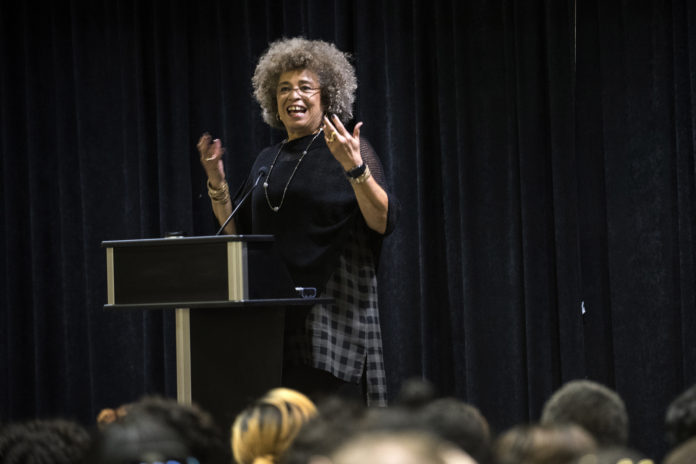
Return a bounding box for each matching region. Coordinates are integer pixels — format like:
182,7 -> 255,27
175,305 -> 285,430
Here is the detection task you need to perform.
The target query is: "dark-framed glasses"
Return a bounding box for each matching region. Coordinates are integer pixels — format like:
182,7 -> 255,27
277,85 -> 320,97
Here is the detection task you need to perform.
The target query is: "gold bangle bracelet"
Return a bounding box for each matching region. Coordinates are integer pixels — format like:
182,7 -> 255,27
208,191 -> 230,203
207,180 -> 230,202
207,180 -> 229,192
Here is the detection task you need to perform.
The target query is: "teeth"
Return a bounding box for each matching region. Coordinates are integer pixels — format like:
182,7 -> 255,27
288,106 -> 306,112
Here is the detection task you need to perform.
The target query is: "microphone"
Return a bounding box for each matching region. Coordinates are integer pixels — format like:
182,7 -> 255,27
215,166 -> 268,235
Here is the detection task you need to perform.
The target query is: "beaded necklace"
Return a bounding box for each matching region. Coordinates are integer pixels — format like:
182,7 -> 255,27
263,128 -> 323,212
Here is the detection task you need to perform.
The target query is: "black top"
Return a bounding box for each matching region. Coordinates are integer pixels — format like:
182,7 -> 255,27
233,133 -> 398,291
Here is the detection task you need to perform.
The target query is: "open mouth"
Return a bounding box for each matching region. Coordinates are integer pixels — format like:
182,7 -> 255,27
287,105 -> 307,116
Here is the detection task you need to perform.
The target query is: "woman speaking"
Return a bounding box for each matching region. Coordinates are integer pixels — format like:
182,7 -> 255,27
197,37 -> 398,406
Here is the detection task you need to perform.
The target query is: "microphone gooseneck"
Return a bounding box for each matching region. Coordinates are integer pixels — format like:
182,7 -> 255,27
215,167 -> 267,236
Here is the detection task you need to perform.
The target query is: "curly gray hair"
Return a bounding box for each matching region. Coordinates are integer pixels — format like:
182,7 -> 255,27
252,37 -> 357,129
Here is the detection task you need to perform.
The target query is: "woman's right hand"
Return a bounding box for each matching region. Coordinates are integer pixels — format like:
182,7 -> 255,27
197,132 -> 226,186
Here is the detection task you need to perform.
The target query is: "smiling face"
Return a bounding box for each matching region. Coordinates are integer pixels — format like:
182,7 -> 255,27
276,68 -> 324,140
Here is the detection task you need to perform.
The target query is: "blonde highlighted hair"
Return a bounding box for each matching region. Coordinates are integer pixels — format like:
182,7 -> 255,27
231,388 -> 318,464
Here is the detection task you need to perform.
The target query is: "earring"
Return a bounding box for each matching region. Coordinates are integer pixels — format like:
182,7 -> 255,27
276,113 -> 281,121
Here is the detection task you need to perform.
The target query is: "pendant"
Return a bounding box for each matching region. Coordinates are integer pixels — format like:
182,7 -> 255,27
272,206 -> 279,212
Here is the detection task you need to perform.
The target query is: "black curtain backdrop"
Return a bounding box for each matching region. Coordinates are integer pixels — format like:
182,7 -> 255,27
1,0 -> 694,460
575,0 -> 696,458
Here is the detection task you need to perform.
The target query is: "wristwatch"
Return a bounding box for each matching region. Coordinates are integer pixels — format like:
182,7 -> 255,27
345,163 -> 367,179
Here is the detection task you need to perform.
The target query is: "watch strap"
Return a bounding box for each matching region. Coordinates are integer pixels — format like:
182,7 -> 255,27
346,163 -> 367,179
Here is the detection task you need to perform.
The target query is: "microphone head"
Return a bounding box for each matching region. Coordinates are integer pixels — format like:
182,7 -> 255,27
251,166 -> 268,188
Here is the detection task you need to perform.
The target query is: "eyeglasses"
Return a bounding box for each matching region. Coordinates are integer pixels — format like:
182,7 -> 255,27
277,84 -> 320,98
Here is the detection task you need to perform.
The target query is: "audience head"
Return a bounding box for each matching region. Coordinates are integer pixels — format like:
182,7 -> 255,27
541,380 -> 629,447
494,423 -> 596,464
662,436 -> 696,464
329,430 -> 475,464
122,395 -> 229,464
86,412 -> 193,464
573,446 -> 653,464
0,418 -> 91,464
360,405 -> 420,433
282,394 -> 365,464
417,397 -> 491,464
232,387 -> 317,464
363,379 -> 491,463
665,383 -> 696,446
393,377 -> 437,410
358,382 -> 491,464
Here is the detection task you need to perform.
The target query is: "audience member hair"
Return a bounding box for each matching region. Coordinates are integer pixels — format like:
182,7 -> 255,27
665,383 -> 696,447
417,397 -> 491,464
662,436 -> 696,464
96,405 -> 130,430
281,395 -> 365,464
263,387 -> 318,419
85,412 -> 192,464
541,380 -> 629,447
494,423 -> 597,464
393,377 -> 437,409
232,388 -> 317,464
0,418 -> 91,464
125,395 -> 229,464
360,404 -> 420,433
573,446 -> 653,464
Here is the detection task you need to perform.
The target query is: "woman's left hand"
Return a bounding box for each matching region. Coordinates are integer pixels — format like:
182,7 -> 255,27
323,114 -> 389,234
323,114 -> 364,171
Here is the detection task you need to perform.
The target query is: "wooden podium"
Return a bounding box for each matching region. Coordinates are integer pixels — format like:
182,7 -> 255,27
101,235 -> 324,430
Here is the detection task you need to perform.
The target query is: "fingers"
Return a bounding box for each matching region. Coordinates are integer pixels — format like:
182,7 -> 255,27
211,138 -> 224,159
353,122 -> 363,140
323,115 -> 340,143
197,133 -> 211,154
323,114 -> 336,135
198,133 -> 224,161
323,115 -> 362,145
330,114 -> 350,137
198,133 -> 226,184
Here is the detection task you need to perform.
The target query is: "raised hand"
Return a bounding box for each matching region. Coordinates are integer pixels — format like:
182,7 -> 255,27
323,114 -> 363,171
197,132 -> 226,186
